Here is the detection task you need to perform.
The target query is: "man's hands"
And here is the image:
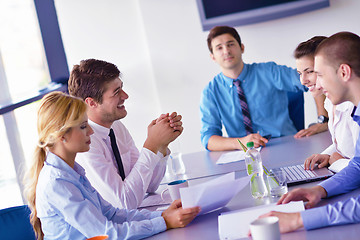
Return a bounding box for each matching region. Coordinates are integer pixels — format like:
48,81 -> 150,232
269,186 -> 326,234
304,152 -> 345,170
161,199 -> 200,229
257,211 -> 304,233
239,133 -> 268,148
144,112 -> 183,155
156,112 -> 183,132
207,133 -> 269,151
277,185 -> 327,209
294,123 -> 328,138
304,154 -> 330,170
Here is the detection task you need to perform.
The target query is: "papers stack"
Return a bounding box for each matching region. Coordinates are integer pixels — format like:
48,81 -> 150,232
180,172 -> 250,214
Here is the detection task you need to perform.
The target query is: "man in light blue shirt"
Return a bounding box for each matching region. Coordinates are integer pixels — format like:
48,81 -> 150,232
200,26 -> 313,151
262,32 -> 360,233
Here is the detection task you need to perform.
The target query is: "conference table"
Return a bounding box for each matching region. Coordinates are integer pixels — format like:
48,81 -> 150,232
145,131 -> 360,239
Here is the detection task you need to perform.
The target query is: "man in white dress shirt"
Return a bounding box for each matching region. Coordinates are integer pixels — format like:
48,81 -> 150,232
68,59 -> 182,209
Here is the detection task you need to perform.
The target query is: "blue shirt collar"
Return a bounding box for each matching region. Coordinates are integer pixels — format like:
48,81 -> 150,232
46,151 -> 86,179
221,63 -> 249,84
238,63 -> 249,82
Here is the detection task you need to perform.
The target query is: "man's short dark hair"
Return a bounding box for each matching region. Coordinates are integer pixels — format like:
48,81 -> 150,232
207,26 -> 242,54
68,59 -> 121,103
315,32 -> 360,77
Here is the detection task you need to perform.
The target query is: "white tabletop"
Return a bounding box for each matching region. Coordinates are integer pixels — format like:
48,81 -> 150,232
162,131 -> 332,184
148,131 -> 360,239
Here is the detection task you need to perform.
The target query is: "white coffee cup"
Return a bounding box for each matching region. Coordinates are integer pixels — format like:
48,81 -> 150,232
250,216 -> 280,240
161,180 -> 188,201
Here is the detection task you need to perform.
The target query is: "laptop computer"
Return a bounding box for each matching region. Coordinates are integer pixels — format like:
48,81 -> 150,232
272,164 -> 335,186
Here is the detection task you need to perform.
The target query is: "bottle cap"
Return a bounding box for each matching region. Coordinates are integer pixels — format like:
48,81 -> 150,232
246,142 -> 254,148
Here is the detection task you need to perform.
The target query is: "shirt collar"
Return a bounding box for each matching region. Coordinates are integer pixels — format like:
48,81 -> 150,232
336,101 -> 354,113
238,63 -> 249,82
221,63 -> 249,85
46,152 -> 86,179
88,119 -> 111,140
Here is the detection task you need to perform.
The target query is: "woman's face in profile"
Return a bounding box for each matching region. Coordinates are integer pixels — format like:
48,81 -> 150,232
62,114 -> 94,154
296,56 -> 323,97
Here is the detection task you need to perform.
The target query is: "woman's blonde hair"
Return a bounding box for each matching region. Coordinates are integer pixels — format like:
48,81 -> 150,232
24,91 -> 87,240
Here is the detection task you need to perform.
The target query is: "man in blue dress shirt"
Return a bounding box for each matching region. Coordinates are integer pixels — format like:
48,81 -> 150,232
261,32 -> 360,233
200,26 -> 326,151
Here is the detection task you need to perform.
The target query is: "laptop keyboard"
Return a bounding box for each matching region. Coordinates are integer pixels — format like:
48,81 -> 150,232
280,164 -> 316,182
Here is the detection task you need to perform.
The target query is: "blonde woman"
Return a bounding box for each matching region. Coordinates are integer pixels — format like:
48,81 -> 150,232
24,91 -> 200,240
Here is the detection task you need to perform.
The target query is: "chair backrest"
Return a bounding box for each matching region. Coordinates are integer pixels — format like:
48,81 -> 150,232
0,205 -> 36,240
287,91 -> 305,132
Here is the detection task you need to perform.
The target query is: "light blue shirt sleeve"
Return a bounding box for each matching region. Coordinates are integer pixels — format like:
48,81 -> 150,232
301,195 -> 360,230
266,62 -> 304,92
45,177 -> 166,239
319,156 -> 360,197
200,84 -> 224,149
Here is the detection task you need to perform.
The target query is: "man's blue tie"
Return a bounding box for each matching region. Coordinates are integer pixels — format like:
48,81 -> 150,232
109,128 -> 126,180
234,80 -> 253,134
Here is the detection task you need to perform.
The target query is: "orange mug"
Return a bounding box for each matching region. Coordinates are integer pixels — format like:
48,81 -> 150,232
87,235 -> 108,240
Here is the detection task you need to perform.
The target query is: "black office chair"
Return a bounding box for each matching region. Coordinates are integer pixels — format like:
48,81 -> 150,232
287,91 -> 305,132
0,205 -> 36,240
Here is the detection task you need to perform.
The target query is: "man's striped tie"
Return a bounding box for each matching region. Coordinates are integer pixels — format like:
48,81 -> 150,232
234,80 -> 253,134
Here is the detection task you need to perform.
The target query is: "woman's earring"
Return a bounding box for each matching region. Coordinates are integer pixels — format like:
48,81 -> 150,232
62,138 -> 66,143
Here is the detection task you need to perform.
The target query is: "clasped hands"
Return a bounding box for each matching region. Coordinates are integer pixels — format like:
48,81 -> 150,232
144,112 -> 183,155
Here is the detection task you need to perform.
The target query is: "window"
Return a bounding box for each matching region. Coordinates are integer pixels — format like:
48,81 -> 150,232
0,0 -> 67,209
0,115 -> 23,209
0,0 -> 50,100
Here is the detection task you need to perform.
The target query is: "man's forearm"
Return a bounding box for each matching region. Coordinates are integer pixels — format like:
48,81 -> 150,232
207,135 -> 241,151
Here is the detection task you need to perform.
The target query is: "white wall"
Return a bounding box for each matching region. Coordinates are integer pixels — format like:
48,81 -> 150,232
55,0 -> 161,150
55,0 -> 360,154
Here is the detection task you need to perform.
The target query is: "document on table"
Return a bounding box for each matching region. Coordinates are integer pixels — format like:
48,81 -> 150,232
218,201 -> 305,240
216,151 -> 246,165
216,147 -> 262,165
180,172 -> 251,215
139,193 -> 172,208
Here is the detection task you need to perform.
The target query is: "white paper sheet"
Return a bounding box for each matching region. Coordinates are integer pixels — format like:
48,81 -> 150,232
216,147 -> 262,165
216,151 -> 246,165
218,201 -> 305,240
180,172 -> 251,214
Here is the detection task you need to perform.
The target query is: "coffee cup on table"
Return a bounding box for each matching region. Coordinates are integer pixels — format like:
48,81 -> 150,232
250,216 -> 280,240
161,180 -> 188,201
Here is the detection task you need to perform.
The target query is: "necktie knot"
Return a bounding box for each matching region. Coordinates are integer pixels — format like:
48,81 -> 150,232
109,128 -> 115,139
